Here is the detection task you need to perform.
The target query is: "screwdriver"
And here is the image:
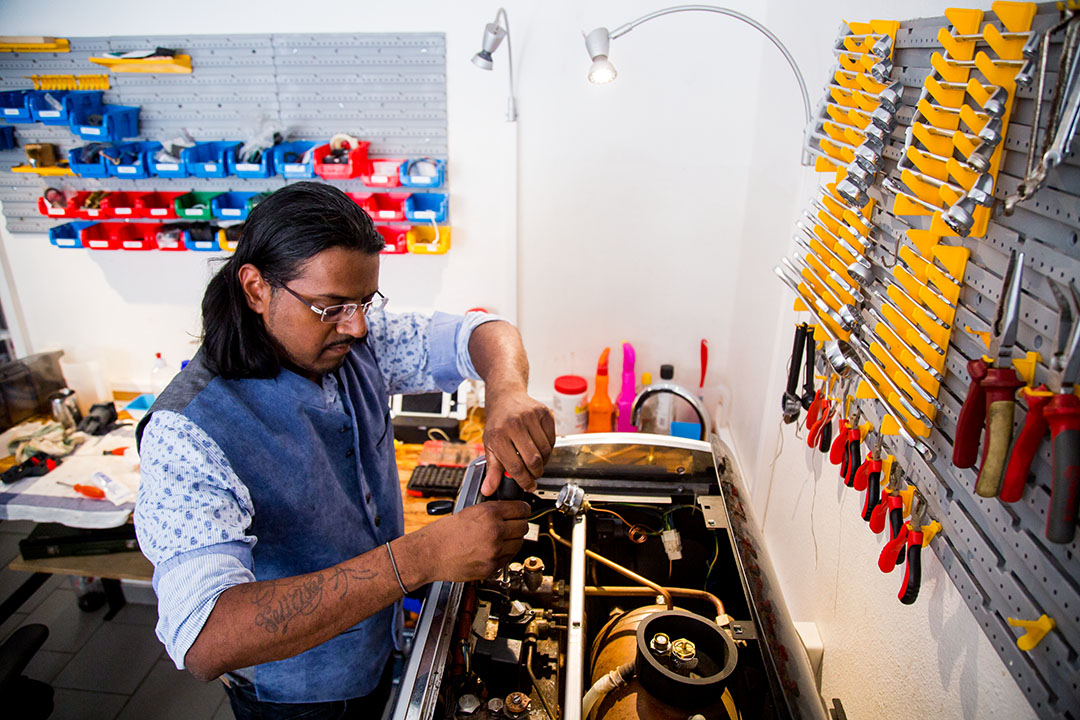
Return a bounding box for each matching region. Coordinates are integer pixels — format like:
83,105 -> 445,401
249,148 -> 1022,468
55,479 -> 105,499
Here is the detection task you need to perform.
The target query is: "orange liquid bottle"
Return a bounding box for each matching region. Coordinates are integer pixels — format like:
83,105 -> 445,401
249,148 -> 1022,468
587,347 -> 615,432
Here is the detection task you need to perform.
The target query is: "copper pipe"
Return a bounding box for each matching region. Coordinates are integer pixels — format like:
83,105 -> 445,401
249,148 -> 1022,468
548,524 -> 673,610
585,586 -> 725,619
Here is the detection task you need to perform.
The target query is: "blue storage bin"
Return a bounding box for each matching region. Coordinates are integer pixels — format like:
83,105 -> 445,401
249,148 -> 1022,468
183,141 -> 239,178
399,158 -> 446,188
211,191 -> 262,221
404,193 -> 449,223
29,91 -> 103,126
70,105 -> 140,142
0,90 -> 34,123
272,141 -> 317,179
227,146 -> 275,178
105,141 -> 158,179
183,229 -> 221,252
0,126 -> 15,151
149,145 -> 189,178
48,221 -> 96,249
67,145 -> 111,178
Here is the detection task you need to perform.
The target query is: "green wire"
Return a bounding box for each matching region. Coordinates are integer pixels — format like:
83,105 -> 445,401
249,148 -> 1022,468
705,531 -> 719,589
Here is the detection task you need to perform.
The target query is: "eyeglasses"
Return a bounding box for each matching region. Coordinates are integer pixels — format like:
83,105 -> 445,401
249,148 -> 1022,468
276,283 -> 388,323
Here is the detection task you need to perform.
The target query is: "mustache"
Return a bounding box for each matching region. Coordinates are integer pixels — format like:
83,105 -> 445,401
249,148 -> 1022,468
325,335 -> 365,350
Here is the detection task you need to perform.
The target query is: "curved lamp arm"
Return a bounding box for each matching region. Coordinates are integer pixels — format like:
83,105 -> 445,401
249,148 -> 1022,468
494,7 -> 518,122
589,5 -> 812,163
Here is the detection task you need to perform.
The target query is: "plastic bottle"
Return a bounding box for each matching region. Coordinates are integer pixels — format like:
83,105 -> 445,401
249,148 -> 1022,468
586,347 -> 614,433
615,342 -> 638,432
150,352 -> 172,398
553,375 -> 589,435
637,372 -> 657,433
654,364 -> 675,434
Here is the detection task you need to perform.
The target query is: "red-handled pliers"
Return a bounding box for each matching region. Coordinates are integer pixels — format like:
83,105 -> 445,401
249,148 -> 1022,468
841,421 -> 862,488
899,496 -> 929,604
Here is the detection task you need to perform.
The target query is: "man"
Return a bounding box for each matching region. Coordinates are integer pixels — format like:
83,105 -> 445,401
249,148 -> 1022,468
134,182 -> 555,719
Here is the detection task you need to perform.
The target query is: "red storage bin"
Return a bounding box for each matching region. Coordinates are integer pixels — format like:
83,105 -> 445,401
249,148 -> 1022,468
69,191 -> 111,220
376,224 -> 410,254
100,192 -> 138,219
361,158 -> 404,188
134,192 -> 183,219
149,223 -> 187,251
349,192 -> 409,222
80,222 -> 136,250
37,195 -> 73,218
313,140 -> 371,180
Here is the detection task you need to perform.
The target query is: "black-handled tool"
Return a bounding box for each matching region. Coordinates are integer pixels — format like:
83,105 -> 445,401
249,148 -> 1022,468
782,323 -> 807,423
801,326 -> 816,410
426,499 -> 454,515
497,473 -> 526,502
899,526 -> 924,604
861,463 -> 881,522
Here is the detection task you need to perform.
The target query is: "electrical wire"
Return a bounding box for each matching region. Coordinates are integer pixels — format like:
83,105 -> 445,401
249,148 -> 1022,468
705,531 -> 719,590
590,507 -> 660,539
528,507 -> 558,522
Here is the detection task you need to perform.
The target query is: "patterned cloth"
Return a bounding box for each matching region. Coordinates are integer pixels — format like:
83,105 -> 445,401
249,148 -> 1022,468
136,310 -> 501,670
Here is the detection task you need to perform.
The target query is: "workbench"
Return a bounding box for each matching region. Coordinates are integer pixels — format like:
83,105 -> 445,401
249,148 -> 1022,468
2,440 -> 441,621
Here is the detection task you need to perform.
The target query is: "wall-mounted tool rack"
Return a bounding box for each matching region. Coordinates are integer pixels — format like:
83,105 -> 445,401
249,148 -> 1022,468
780,3 -> 1080,717
0,32 -> 450,254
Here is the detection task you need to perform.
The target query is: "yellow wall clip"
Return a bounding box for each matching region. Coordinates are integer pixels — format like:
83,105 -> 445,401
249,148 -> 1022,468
1007,614 -> 1055,652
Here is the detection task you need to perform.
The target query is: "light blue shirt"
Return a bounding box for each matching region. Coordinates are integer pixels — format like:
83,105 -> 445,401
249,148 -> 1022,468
136,310 -> 501,670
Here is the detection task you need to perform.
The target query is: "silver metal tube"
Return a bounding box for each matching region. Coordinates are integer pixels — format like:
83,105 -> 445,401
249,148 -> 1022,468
564,514 -> 587,720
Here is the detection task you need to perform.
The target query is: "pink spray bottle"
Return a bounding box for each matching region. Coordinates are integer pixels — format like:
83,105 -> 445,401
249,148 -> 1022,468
615,342 -> 638,432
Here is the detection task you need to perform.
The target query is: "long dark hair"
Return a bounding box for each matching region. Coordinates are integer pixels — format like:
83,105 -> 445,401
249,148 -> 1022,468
201,182 -> 383,378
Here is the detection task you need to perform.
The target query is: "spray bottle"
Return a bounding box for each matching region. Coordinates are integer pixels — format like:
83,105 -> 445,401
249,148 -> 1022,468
655,364 -> 675,434
615,342 -> 638,432
586,347 -> 614,433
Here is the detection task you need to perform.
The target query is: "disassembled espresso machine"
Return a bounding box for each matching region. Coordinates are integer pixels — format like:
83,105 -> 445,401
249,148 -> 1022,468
391,434 -> 835,719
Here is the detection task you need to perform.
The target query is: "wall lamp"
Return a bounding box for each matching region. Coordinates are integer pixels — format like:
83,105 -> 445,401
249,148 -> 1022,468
584,5 -> 812,164
471,7 -> 518,122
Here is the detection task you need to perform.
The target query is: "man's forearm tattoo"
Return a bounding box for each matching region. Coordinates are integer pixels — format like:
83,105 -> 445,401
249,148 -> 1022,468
239,567 -> 377,635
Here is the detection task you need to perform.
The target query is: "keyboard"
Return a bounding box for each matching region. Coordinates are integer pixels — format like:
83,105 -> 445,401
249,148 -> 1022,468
406,464 -> 467,497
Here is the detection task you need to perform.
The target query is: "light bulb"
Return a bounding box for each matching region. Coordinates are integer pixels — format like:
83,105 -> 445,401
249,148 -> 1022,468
588,57 -> 617,84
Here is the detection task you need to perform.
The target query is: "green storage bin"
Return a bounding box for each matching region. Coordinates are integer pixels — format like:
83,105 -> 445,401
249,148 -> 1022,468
174,191 -> 220,221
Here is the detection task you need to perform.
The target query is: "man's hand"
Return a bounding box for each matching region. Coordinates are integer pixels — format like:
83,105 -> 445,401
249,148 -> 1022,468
411,501 -> 532,582
481,389 -> 556,496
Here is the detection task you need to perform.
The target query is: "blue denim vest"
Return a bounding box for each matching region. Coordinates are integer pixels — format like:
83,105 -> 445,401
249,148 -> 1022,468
142,343 -> 403,702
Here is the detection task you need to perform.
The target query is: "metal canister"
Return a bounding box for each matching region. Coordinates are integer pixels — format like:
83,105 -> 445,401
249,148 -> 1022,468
49,388 -> 82,429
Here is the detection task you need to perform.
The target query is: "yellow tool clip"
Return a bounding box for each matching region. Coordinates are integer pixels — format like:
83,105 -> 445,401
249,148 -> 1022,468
1007,614 -> 1055,652
920,520 -> 942,546
1013,352 -> 1042,387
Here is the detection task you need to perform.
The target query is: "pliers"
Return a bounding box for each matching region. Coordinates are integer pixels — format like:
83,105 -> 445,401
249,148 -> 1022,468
782,323 -> 809,424
855,435 -> 886,521
839,409 -> 863,488
953,250 -> 1026,500
879,487 -> 920,573
899,494 -> 929,605
870,464 -> 905,535
1001,280 -> 1080,544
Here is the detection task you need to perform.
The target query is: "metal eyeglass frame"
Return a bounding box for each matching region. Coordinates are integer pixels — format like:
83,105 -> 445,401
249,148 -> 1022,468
276,283 -> 388,323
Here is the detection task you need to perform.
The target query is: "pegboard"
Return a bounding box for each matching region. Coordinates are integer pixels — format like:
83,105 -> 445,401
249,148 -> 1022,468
0,32 -> 447,234
786,3 -> 1080,717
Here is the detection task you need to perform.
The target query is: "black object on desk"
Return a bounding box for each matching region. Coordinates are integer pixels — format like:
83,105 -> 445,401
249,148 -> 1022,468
19,522 -> 138,560
406,464 -> 466,497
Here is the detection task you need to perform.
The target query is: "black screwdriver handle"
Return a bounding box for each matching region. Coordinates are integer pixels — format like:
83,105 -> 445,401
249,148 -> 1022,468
786,324 -> 807,397
801,329 -> 816,410
496,473 -> 526,502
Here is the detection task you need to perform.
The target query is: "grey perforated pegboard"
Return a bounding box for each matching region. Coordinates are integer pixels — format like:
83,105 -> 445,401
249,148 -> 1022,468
795,4 -> 1080,718
0,32 -> 447,234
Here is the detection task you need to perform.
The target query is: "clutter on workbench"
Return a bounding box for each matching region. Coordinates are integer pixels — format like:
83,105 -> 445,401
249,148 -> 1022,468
76,402 -> 123,436
0,350 -> 66,432
552,375 -> 588,436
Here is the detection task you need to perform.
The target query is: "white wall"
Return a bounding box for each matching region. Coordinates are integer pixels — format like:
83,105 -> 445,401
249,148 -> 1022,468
0,2 -> 1039,717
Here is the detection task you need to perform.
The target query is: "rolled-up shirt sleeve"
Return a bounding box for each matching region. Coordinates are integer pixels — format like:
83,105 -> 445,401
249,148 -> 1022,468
366,309 -> 506,395
135,410 -> 257,669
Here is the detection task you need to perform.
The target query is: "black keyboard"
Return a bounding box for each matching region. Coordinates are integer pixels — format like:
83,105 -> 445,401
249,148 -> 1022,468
406,464 -> 466,497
